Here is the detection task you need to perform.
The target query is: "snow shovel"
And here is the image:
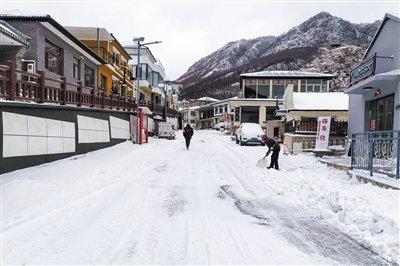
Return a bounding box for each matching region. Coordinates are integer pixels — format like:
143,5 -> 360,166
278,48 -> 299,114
256,153 -> 269,168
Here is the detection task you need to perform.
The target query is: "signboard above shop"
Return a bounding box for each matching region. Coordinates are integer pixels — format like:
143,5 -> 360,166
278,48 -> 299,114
349,54 -> 376,86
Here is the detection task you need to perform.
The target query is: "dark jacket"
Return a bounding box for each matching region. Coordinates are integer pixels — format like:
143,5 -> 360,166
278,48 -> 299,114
183,125 -> 194,139
264,137 -> 280,156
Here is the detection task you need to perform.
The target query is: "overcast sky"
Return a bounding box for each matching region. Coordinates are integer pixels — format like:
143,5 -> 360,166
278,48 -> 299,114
1,0 -> 398,79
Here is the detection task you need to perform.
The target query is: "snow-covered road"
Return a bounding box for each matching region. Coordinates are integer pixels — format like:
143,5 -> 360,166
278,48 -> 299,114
1,130 -> 399,265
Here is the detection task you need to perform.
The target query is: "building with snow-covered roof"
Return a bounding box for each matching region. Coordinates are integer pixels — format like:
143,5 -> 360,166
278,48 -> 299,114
234,70 -> 336,140
277,85 -> 348,152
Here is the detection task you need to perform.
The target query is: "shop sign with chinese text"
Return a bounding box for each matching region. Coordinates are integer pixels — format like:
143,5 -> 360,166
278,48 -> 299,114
315,116 -> 331,150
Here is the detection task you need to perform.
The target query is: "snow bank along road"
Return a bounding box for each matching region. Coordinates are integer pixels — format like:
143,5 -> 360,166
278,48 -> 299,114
1,130 -> 399,265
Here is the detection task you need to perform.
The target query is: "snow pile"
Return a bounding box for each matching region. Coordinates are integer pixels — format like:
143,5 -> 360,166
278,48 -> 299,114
258,153 -> 400,264
292,92 -> 348,110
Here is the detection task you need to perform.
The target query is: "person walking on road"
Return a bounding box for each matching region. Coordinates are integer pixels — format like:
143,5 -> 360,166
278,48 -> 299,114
263,136 -> 281,170
183,124 -> 194,150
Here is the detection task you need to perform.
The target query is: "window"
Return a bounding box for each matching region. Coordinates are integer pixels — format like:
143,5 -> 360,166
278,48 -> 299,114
140,64 -> 147,80
147,68 -> 153,85
266,107 -> 279,121
257,84 -> 270,98
153,72 -> 159,87
368,94 -> 395,131
272,85 -> 285,98
244,85 -> 257,98
84,65 -> 95,87
73,57 -> 81,80
45,39 -> 63,74
100,75 -> 107,91
313,85 -> 321,92
240,106 -> 259,123
190,111 -> 196,116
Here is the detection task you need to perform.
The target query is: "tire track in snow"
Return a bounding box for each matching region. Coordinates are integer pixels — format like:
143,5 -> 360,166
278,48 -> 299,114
213,136 -> 393,265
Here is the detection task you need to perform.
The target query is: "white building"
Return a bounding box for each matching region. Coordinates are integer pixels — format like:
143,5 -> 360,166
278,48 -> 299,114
124,44 -> 165,105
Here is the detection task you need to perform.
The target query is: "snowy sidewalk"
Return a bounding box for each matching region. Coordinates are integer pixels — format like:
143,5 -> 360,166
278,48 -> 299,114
1,130 -> 399,265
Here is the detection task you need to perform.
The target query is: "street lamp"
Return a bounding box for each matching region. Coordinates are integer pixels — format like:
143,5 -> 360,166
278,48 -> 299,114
133,37 -> 161,144
159,80 -> 171,122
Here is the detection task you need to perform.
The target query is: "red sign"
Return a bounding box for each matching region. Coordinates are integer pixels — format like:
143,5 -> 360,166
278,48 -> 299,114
370,119 -> 376,131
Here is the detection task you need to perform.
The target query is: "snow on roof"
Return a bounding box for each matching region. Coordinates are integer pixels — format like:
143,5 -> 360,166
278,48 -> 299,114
0,20 -> 30,45
241,71 -> 335,78
292,92 -> 348,110
197,96 -> 219,102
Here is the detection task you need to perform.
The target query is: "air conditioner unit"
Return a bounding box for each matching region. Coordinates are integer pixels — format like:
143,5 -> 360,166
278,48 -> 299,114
26,62 -> 35,73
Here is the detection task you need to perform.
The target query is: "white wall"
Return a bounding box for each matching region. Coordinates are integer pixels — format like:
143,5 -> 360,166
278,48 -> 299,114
109,116 -> 130,139
2,112 -> 75,157
77,115 -> 110,143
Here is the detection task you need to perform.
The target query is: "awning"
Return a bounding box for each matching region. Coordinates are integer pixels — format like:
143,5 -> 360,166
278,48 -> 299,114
139,107 -> 152,115
346,69 -> 400,94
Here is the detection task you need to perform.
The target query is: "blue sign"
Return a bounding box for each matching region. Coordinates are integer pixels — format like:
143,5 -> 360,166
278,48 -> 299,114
350,56 -> 375,86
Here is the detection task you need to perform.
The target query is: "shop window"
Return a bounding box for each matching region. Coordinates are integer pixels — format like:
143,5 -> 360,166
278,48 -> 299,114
258,84 -> 270,98
368,94 -> 395,131
72,57 -> 81,80
84,65 -> 95,87
244,85 -> 257,98
45,39 -> 63,74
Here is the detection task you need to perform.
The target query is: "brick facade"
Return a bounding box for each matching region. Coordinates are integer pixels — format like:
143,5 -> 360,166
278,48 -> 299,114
3,20 -> 99,88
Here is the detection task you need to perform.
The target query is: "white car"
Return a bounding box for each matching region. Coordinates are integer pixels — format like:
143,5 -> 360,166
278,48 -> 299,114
214,122 -> 229,131
235,123 -> 265,146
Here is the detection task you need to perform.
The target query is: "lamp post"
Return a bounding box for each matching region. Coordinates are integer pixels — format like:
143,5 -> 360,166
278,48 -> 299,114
133,37 -> 161,144
163,80 -> 171,121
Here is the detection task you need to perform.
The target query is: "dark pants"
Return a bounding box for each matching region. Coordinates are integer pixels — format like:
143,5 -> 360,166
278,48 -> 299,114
185,137 -> 191,149
269,149 -> 280,170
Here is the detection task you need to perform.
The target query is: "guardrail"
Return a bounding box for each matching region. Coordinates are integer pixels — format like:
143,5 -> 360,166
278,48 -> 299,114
351,130 -> 399,179
0,61 -> 178,116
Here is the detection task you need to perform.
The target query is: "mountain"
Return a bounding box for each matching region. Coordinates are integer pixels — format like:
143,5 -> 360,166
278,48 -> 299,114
178,36 -> 276,86
177,12 -> 380,99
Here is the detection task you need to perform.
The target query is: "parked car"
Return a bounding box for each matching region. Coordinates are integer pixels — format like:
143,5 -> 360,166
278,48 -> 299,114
235,123 -> 265,146
157,122 -> 176,139
214,122 -> 229,131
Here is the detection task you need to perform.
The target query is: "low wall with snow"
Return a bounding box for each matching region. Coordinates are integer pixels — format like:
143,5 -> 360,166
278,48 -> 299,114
0,102 -> 133,174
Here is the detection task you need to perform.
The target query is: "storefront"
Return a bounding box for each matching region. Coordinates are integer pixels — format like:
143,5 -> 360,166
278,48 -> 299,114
346,13 -> 399,135
365,94 -> 395,131
346,13 -> 399,179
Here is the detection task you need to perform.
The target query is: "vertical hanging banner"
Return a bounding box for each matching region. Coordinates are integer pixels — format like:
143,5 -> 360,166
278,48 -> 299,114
315,116 -> 331,150
130,115 -> 138,143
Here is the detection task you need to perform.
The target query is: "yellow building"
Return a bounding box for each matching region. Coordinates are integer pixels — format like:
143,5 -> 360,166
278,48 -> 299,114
66,27 -> 135,98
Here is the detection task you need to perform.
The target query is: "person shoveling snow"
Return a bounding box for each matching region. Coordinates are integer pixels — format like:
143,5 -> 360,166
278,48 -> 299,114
257,136 -> 281,170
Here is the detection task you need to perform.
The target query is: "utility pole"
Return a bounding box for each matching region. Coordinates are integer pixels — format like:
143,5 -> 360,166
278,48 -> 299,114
132,37 -> 161,144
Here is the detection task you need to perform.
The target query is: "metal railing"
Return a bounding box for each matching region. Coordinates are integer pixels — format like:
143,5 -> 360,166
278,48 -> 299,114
351,130 -> 399,179
0,61 -> 179,116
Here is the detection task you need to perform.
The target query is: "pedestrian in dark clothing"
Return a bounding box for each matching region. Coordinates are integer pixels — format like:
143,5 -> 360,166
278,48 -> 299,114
183,124 -> 194,150
263,136 -> 281,170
